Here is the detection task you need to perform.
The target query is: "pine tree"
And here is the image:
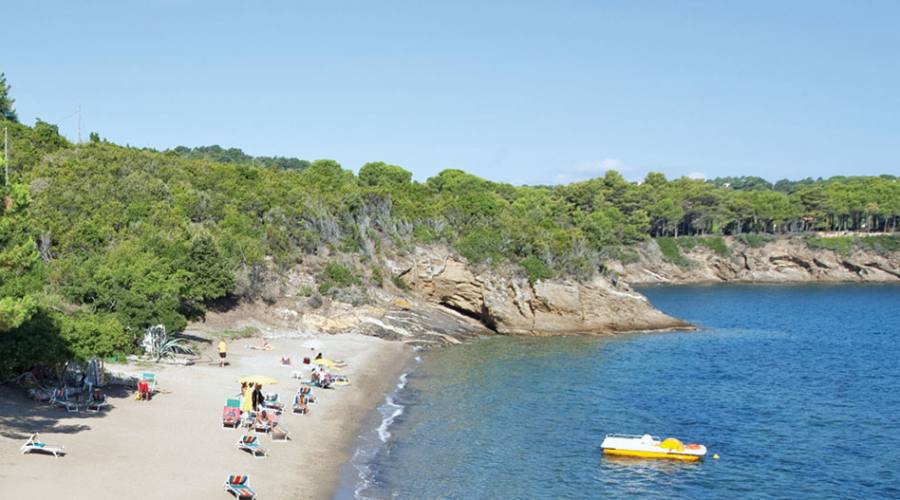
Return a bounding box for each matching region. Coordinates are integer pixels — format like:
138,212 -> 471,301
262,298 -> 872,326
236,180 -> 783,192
0,73 -> 19,123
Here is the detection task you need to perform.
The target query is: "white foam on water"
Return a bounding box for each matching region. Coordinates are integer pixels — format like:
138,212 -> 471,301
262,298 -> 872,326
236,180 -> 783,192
352,367 -> 415,500
376,395 -> 404,442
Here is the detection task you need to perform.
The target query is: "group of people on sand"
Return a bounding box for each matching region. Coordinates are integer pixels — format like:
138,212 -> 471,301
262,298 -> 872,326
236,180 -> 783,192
239,382 -> 264,412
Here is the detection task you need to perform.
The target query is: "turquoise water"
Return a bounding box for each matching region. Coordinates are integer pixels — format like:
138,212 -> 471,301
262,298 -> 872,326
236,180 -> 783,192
348,284 -> 900,499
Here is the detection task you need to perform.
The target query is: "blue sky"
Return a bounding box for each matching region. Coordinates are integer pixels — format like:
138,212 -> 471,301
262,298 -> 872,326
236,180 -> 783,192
4,1 -> 899,184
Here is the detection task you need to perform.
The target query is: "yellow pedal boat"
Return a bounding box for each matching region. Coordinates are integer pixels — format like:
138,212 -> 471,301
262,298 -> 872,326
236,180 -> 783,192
601,434 -> 707,461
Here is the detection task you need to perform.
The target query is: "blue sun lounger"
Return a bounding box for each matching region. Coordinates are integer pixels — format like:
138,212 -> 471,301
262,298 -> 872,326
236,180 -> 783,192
236,435 -> 267,458
224,474 -> 256,499
21,433 -> 66,458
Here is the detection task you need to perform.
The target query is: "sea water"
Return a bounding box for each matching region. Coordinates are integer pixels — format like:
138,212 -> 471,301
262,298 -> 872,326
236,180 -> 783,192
342,284 -> 900,499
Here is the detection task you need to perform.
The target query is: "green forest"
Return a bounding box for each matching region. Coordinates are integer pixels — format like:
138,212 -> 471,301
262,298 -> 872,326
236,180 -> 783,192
1,74 -> 898,376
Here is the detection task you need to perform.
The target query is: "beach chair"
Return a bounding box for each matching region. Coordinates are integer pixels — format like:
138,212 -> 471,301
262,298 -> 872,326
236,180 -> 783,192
86,391 -> 109,413
262,392 -> 283,414
50,388 -> 79,412
251,411 -> 276,433
223,406 -> 242,428
224,475 -> 256,499
236,435 -> 267,458
141,372 -> 157,392
292,394 -> 309,415
270,424 -> 290,442
21,433 -> 66,458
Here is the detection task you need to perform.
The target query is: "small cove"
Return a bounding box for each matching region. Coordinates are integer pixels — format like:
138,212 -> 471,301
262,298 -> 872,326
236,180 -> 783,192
340,283 -> 900,499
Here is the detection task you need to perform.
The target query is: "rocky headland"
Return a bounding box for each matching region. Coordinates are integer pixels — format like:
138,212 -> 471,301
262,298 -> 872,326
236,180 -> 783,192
606,235 -> 900,285
192,236 -> 898,348
191,245 -> 690,348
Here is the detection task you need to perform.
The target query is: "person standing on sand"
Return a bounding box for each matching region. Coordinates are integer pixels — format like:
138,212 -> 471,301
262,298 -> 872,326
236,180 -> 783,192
218,340 -> 227,367
241,383 -> 252,413
252,384 -> 263,411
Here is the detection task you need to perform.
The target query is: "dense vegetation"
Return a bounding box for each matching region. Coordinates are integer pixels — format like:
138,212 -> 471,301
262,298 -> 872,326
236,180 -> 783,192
0,75 -> 898,376
165,145 -> 311,171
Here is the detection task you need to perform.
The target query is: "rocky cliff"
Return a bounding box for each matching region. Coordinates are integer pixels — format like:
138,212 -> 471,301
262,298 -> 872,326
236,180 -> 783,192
606,236 -> 900,285
390,246 -> 689,336
192,245 -> 691,347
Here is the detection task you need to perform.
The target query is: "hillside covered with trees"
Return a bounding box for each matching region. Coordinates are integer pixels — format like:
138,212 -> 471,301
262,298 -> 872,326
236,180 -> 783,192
1,74 -> 898,376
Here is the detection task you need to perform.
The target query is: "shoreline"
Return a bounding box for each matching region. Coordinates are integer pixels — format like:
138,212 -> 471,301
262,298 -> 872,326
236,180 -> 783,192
0,333 -> 413,500
633,279 -> 900,287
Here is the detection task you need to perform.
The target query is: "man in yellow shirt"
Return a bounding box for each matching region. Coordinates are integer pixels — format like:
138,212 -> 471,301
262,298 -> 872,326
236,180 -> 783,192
218,340 -> 227,367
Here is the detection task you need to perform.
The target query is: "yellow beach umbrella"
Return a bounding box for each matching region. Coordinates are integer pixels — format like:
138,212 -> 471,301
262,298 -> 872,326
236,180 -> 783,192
238,375 -> 278,386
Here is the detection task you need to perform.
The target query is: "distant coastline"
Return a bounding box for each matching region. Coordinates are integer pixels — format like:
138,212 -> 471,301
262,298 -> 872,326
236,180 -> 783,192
608,234 -> 900,286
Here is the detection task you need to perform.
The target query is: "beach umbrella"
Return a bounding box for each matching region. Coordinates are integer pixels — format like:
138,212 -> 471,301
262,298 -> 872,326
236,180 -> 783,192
238,375 -> 278,386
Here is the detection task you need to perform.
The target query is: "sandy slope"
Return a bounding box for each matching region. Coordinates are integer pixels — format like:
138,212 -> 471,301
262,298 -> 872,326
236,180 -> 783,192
0,333 -> 411,499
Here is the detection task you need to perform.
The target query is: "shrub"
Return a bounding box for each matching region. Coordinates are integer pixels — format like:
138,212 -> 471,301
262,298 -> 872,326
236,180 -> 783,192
456,227 -> 504,264
370,265 -> 384,287
698,236 -> 729,256
857,234 -> 900,255
736,233 -> 773,248
318,262 -> 360,294
655,238 -> 691,267
520,256 -> 553,284
673,237 -> 698,251
217,327 -> 259,341
392,273 -> 410,290
60,312 -> 132,360
412,225 -> 437,244
807,236 -> 853,256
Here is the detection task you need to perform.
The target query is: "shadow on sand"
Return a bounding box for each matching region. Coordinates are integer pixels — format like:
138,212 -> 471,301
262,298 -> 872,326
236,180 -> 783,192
0,383 -> 135,440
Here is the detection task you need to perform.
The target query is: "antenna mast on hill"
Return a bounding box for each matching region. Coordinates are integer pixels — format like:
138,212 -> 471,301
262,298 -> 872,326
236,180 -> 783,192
77,105 -> 82,145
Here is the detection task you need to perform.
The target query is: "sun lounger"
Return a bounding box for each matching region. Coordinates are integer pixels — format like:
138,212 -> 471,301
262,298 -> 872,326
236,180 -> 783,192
86,392 -> 109,412
21,433 -> 65,458
252,413 -> 275,433
240,411 -> 254,428
236,435 -> 267,458
224,474 -> 256,499
292,394 -> 310,415
271,425 -> 290,442
223,406 -> 241,428
49,388 -> 79,412
262,393 -> 284,414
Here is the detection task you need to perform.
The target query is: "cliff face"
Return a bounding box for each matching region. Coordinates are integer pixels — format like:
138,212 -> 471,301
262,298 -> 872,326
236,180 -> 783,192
393,246 -> 689,335
192,245 -> 691,348
606,236 -> 900,285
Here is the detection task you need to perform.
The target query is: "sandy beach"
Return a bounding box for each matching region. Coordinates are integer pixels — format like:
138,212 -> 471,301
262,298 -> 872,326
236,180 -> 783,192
0,333 -> 411,499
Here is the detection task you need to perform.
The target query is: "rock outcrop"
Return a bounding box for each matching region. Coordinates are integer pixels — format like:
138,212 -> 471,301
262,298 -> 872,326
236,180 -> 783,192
192,245 -> 693,348
396,246 -> 689,335
606,236 -> 900,285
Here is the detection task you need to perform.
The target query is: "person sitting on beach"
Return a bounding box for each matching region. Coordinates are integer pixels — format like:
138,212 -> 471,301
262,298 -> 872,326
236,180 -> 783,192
254,409 -> 271,429
320,372 -> 333,389
315,352 -> 323,360
280,356 -> 291,366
